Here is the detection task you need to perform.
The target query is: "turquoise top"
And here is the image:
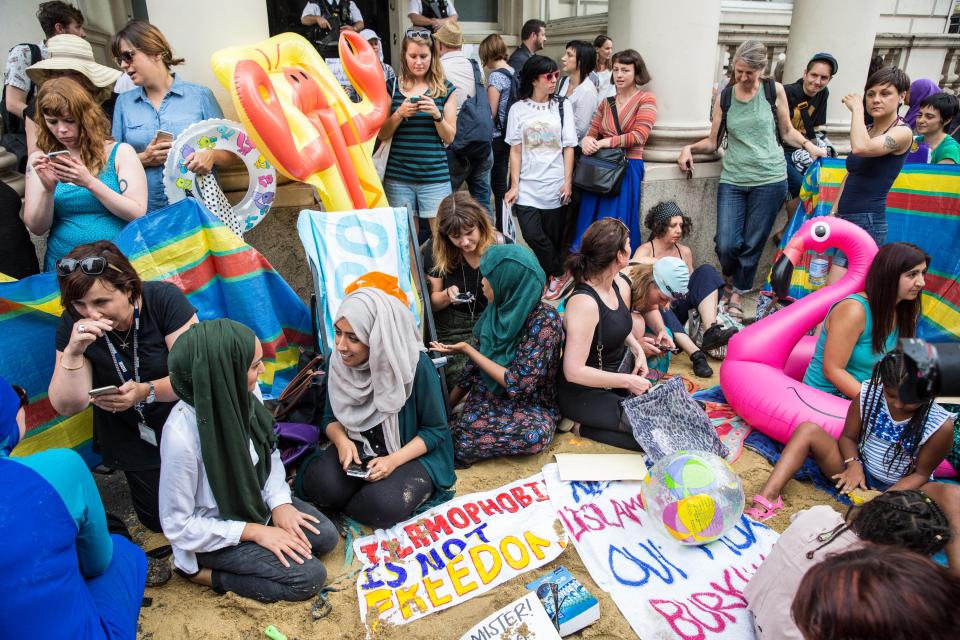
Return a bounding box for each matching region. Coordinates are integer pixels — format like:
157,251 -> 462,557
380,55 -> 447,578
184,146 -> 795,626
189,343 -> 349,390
720,86 -> 787,187
803,294 -> 898,398
44,143 -> 126,271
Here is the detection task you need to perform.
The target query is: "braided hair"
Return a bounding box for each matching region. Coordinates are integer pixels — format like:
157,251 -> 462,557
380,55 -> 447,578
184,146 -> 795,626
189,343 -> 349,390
859,351 -> 935,475
806,489 -> 951,558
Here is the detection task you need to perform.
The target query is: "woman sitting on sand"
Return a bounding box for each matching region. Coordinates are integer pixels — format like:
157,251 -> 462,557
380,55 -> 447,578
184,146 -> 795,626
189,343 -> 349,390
558,218 -> 650,450
296,288 -> 456,528
803,242 -> 928,399
631,201 -> 737,355
423,192 -> 500,390
432,244 -> 563,465
161,319 -> 339,603
746,489 -> 956,639
624,258 -> 695,377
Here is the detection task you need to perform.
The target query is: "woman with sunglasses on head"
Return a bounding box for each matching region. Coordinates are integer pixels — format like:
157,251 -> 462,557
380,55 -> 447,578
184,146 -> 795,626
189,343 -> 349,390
111,20 -> 229,213
47,241 -> 198,533
23,77 -> 147,272
378,28 -> 457,242
0,376 -> 148,638
504,54 -> 579,299
558,218 -> 650,450
573,49 -> 657,256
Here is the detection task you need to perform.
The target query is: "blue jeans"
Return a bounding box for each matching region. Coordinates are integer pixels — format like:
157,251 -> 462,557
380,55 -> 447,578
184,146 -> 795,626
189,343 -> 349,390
715,179 -> 788,293
829,212 -> 887,268
447,146 -> 494,216
383,179 -> 452,220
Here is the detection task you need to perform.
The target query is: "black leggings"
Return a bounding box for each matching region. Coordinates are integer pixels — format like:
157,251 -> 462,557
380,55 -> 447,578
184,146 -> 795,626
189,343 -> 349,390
557,378 -> 640,451
298,445 -> 435,529
123,467 -> 163,533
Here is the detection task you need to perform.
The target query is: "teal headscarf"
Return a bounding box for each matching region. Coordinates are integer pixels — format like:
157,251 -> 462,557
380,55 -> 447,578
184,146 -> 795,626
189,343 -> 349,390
473,245 -> 545,393
168,319 -> 277,524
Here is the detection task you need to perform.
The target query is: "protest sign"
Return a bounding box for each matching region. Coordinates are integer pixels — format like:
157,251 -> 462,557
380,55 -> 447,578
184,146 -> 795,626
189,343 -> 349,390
458,592 -> 561,640
355,473 -> 567,628
542,464 -> 777,639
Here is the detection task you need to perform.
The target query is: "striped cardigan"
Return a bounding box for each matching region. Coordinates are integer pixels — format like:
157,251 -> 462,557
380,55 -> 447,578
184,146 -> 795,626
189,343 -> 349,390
587,90 -> 657,160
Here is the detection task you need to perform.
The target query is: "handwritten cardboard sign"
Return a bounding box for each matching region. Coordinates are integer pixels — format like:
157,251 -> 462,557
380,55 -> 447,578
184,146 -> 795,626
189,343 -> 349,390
355,473 -> 567,628
459,592 -> 561,640
542,463 -> 777,639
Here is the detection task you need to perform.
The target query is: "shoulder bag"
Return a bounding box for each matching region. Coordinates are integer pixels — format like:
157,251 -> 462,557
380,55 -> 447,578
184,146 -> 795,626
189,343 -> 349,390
573,96 -> 627,195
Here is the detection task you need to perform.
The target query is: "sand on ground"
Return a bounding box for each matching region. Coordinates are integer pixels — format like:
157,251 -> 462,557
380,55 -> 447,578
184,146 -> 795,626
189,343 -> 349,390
131,357 -> 837,640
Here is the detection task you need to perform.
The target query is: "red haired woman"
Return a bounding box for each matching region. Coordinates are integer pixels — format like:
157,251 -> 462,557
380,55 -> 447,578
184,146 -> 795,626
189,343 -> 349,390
23,77 -> 146,271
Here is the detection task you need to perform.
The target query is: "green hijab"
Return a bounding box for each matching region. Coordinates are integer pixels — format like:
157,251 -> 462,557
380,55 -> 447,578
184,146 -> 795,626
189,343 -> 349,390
473,245 -> 545,393
168,319 -> 277,524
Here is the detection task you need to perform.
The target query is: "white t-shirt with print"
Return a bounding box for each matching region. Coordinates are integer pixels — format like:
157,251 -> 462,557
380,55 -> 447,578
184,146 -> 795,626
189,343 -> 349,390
3,41 -> 48,94
505,98 -> 578,209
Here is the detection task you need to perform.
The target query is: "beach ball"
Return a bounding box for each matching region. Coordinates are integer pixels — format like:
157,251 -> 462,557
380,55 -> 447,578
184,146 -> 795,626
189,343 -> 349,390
641,451 -> 744,545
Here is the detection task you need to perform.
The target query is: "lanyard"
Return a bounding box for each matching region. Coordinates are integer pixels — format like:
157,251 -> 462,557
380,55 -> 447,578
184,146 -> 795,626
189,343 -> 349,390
103,305 -> 147,422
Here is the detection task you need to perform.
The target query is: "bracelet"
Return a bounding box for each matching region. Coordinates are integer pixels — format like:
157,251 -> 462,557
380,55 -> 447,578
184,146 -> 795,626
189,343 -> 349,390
432,114 -> 443,123
61,358 -> 85,371
843,455 -> 862,466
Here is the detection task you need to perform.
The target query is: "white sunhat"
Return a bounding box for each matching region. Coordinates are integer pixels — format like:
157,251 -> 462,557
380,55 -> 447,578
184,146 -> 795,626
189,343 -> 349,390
26,34 -> 121,103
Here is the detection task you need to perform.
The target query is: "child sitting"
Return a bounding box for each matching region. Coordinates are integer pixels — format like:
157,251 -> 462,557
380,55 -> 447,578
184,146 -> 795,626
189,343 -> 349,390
745,489 -> 952,639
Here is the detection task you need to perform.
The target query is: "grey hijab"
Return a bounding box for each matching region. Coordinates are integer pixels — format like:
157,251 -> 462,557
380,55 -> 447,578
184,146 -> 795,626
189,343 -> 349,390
327,288 -> 424,455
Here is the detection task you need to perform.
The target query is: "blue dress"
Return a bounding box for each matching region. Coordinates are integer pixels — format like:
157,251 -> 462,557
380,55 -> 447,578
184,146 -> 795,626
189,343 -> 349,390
45,143 -> 126,271
0,449 -> 146,638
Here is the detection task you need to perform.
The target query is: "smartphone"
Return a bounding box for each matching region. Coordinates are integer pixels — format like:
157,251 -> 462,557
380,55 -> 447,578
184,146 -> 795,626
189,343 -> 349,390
89,385 -> 121,398
346,462 -> 370,478
453,292 -> 475,303
153,130 -> 174,144
408,95 -> 420,103
47,149 -> 71,159
658,344 -> 681,354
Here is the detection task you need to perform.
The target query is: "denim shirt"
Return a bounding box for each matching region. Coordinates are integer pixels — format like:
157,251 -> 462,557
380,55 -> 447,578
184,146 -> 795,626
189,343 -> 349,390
111,74 -> 224,212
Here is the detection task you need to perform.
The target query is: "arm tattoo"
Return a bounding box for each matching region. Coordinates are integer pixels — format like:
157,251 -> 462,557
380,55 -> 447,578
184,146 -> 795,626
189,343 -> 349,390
119,178 -> 128,194
883,135 -> 898,150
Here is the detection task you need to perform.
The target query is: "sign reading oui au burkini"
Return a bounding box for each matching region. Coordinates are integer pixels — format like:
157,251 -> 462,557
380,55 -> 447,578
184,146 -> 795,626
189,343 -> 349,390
354,473 -> 567,627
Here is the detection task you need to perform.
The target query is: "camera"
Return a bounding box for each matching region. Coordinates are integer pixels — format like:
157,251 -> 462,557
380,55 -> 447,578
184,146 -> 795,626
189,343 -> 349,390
897,339 -> 960,404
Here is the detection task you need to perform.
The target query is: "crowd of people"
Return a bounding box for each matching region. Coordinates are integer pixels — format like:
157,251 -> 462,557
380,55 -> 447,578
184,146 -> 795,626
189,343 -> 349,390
3,2 -> 960,639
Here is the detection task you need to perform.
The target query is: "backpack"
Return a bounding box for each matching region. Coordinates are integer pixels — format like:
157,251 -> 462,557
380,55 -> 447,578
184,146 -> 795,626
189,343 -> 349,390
716,77 -> 782,148
489,67 -> 520,135
450,59 -> 494,158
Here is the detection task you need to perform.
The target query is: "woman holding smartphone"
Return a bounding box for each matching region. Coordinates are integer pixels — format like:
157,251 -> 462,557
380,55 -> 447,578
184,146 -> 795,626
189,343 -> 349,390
377,28 -> 457,241
48,241 -> 198,533
111,20 -> 228,212
23,77 -> 147,272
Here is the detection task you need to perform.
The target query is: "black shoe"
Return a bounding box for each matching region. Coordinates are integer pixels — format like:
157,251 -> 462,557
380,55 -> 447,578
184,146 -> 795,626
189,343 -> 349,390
700,323 -> 738,352
691,351 -> 713,378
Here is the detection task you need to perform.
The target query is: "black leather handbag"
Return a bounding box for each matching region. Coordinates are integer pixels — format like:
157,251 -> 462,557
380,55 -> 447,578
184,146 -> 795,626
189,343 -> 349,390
573,97 -> 627,195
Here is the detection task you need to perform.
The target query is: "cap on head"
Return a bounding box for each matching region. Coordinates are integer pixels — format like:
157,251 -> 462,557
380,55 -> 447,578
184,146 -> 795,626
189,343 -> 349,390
809,52 -> 838,75
653,256 -> 690,297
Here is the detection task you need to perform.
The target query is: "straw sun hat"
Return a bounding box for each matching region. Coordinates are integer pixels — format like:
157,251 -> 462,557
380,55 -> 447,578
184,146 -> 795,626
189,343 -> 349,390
26,34 -> 121,103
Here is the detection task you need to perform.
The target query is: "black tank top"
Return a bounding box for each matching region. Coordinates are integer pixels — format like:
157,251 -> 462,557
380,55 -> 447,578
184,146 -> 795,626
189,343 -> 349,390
649,240 -> 682,258
571,275 -> 632,372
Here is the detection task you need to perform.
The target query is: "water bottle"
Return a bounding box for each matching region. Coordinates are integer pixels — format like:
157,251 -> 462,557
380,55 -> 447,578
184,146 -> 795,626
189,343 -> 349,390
808,252 -> 829,288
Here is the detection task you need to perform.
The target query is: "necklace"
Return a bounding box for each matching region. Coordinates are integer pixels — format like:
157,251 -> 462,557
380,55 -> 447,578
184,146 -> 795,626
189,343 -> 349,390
109,324 -> 134,349
460,261 -> 481,320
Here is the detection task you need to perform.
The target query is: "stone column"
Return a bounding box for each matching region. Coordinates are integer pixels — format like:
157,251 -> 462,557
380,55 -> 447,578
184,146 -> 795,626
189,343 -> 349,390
606,0 -> 722,165
783,0 -> 883,154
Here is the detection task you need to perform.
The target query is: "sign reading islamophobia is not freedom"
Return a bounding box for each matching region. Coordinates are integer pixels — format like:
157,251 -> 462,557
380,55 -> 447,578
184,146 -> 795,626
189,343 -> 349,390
354,473 -> 567,627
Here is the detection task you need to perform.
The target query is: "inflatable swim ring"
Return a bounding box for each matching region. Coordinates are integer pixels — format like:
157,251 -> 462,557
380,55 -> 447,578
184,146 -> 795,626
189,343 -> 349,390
720,217 -> 955,478
162,118 -> 276,235
211,31 -> 390,212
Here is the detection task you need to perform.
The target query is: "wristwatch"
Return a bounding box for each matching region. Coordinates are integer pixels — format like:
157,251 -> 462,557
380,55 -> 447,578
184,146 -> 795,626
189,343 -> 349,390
143,381 -> 156,405
432,113 -> 443,122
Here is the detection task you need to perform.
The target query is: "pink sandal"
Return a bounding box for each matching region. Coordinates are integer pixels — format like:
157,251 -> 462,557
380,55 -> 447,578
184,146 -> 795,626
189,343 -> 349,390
745,495 -> 784,522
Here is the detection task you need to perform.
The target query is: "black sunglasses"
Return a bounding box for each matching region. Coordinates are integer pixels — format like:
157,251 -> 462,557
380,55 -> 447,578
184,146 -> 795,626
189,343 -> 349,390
405,28 -> 432,40
11,385 -> 29,409
114,49 -> 137,66
55,256 -> 124,277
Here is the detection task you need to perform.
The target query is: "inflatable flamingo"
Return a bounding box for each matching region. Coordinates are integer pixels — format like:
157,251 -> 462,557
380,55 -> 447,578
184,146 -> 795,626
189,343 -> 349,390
720,217 -> 956,478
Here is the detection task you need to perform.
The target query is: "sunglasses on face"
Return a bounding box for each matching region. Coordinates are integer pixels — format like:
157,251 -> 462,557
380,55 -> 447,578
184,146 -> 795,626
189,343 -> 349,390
55,256 -> 124,277
11,385 -> 29,409
114,49 -> 136,65
405,28 -> 432,40
539,71 -> 560,82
